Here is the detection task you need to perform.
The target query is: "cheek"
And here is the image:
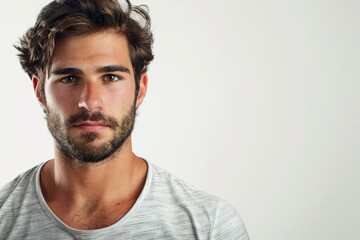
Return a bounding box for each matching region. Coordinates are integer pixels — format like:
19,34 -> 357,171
106,87 -> 135,111
45,85 -> 77,115
107,80 -> 137,104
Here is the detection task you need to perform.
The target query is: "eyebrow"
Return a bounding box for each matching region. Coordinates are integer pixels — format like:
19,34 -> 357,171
50,65 -> 131,76
50,68 -> 83,76
97,65 -> 130,74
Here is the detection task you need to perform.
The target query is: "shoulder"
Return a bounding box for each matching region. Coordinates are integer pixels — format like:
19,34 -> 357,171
0,165 -> 40,208
149,163 -> 219,205
0,163 -> 58,238
147,163 -> 249,239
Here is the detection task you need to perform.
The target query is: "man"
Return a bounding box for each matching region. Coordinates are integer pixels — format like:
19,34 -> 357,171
0,0 -> 249,239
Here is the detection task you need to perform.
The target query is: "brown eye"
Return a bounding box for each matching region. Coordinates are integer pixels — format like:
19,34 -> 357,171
59,76 -> 77,84
104,74 -> 121,82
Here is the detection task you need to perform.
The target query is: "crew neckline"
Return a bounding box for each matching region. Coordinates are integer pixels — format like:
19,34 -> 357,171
34,160 -> 153,236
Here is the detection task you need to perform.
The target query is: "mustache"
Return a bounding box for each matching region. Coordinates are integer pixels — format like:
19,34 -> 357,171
65,111 -> 119,128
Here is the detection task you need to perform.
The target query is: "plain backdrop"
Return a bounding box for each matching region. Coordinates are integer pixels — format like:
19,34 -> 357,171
1,0 -> 359,239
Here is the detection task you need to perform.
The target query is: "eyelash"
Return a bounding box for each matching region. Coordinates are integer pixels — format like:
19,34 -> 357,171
103,74 -> 122,82
59,75 -> 77,84
57,74 -> 123,84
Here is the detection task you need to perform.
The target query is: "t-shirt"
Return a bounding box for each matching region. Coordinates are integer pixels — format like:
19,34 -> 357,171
0,161 -> 249,239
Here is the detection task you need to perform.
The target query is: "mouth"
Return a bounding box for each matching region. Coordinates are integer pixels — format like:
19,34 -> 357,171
72,121 -> 110,131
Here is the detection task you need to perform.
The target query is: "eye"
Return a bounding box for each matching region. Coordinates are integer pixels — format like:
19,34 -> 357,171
59,76 -> 78,84
104,74 -> 121,82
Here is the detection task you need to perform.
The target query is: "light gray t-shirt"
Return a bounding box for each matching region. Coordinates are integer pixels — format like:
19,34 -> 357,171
0,162 -> 249,239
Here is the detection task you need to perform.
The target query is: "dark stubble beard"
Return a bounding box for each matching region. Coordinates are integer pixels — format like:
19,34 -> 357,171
46,104 -> 136,164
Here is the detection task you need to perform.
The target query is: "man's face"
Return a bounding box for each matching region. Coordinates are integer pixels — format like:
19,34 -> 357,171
34,31 -> 147,163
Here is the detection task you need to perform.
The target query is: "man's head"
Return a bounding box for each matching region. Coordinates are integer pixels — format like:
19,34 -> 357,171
16,0 -> 153,99
16,0 -> 154,163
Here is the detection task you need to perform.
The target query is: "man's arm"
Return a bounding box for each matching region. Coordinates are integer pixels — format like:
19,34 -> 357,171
210,199 -> 250,240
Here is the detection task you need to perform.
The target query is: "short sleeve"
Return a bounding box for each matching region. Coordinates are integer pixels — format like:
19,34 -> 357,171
210,199 -> 249,240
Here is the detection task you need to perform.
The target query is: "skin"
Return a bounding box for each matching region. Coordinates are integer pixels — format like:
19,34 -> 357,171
32,31 -> 148,230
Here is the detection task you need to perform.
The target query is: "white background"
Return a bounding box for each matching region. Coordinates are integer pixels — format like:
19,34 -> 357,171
1,0 -> 359,239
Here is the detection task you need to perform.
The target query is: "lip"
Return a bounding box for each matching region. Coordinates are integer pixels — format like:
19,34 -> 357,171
72,121 -> 109,131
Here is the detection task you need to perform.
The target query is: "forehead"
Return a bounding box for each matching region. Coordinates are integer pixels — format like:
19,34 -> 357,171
51,31 -> 132,69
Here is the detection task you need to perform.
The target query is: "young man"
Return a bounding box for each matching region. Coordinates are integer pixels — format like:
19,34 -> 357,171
0,0 -> 249,239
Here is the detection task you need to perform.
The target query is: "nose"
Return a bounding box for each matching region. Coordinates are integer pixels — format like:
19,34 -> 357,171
78,81 -> 104,111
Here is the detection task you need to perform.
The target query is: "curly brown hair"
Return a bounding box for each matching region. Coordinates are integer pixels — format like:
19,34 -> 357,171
15,0 -> 154,96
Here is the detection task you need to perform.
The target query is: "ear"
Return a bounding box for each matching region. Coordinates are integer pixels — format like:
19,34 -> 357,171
32,76 -> 45,109
135,73 -> 148,108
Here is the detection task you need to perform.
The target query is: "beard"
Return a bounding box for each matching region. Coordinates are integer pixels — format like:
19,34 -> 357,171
45,105 -> 136,164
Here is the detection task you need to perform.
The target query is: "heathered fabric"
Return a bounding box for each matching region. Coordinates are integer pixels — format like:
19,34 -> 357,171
0,162 -> 249,239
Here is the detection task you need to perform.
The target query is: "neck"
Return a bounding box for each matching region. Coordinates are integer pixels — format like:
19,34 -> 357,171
40,138 -> 148,206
